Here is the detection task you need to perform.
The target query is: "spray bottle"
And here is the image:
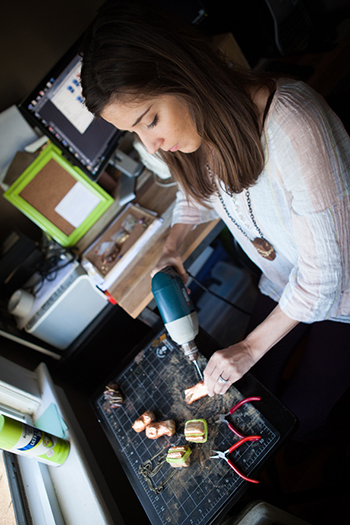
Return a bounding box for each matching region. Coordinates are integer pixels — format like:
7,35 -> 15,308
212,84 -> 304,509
0,414 -> 70,467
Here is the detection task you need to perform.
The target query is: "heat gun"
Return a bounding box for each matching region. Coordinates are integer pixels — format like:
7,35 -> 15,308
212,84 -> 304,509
151,266 -> 203,380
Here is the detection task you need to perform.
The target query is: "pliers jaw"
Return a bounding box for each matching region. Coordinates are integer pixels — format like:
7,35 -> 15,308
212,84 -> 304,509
215,414 -> 228,425
215,396 -> 261,439
210,435 -> 261,484
210,450 -> 226,460
215,413 -> 243,437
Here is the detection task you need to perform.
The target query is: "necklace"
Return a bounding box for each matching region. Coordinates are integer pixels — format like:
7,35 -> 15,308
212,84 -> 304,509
206,164 -> 276,261
138,445 -> 177,493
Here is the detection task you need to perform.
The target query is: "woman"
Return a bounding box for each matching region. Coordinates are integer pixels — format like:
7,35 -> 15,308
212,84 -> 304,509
81,1 -> 350,444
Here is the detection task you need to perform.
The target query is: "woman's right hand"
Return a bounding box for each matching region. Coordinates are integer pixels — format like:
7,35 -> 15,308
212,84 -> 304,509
151,223 -> 193,284
151,247 -> 188,283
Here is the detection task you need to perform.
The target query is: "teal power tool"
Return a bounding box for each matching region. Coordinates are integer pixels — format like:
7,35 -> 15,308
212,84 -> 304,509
151,266 -> 204,381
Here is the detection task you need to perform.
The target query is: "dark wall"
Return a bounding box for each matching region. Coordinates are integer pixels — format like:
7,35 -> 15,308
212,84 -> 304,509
0,1 -> 105,241
0,0 -> 105,113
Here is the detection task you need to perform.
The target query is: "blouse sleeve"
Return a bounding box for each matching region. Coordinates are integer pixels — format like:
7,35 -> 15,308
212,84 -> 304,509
276,84 -> 350,323
171,185 -> 219,226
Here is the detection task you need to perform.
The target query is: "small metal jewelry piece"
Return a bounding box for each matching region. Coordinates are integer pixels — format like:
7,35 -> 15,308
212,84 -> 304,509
206,163 -> 276,261
218,375 -> 228,384
138,446 -> 177,493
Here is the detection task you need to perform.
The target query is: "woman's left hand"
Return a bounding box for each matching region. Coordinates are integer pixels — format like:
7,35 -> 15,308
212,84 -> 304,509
203,340 -> 255,396
204,305 -> 300,396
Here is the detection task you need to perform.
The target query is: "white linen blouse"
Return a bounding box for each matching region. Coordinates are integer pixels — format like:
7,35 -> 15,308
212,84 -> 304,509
171,80 -> 350,324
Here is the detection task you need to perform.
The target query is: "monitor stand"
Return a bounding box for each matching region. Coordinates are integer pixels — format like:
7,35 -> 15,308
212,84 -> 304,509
118,172 -> 137,207
111,149 -> 144,206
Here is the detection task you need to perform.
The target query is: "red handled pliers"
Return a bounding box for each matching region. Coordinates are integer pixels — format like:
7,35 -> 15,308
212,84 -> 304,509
215,396 -> 261,439
210,435 -> 261,484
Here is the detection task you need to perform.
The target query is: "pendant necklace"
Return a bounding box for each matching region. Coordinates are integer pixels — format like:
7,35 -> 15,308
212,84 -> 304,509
206,163 -> 276,261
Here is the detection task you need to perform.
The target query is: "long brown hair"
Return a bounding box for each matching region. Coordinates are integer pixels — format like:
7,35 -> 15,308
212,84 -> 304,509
81,1 -> 275,201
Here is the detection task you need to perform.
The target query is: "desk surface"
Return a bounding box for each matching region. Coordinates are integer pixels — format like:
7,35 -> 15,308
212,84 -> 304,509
78,169 -> 220,319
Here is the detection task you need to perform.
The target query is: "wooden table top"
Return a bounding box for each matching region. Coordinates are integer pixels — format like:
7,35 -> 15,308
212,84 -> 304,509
78,168 -> 220,319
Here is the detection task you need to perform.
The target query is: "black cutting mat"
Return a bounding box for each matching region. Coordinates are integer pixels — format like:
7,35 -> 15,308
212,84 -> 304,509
94,330 -> 280,525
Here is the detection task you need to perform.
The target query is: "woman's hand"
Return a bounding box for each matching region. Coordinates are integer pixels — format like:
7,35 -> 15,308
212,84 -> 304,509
151,223 -> 193,284
203,340 -> 255,396
151,246 -> 187,283
204,305 -> 300,396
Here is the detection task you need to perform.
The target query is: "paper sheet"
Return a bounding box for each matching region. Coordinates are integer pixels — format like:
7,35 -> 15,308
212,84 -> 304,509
54,182 -> 100,228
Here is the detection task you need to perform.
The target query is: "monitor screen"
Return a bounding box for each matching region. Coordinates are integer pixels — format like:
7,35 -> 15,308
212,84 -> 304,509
18,38 -> 123,181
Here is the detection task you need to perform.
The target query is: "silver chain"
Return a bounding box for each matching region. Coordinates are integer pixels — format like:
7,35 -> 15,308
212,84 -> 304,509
206,163 -> 266,241
245,190 -> 265,239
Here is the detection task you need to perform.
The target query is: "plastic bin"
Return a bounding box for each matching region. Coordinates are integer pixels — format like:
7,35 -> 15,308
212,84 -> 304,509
221,500 -> 311,525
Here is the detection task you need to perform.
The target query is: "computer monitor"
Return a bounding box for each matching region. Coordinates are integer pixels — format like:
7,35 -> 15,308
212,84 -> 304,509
18,38 -> 123,181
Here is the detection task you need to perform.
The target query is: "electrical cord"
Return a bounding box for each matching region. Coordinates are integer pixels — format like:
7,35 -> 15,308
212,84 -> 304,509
25,242 -> 78,296
186,270 -> 253,316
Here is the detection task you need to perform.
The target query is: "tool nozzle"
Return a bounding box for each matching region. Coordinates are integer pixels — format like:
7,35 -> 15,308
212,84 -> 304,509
192,359 -> 204,381
180,341 -> 203,381
180,340 -> 199,361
